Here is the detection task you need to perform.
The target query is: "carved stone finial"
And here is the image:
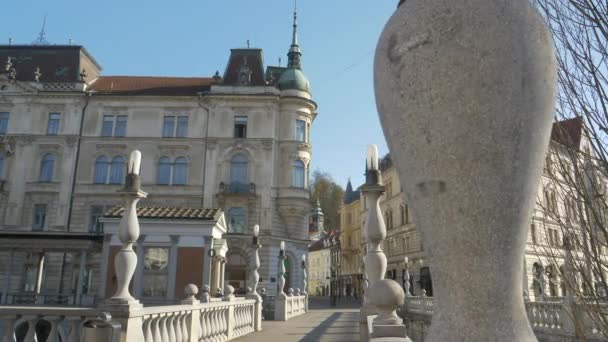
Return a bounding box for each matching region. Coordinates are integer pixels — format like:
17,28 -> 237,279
182,284 -> 199,304
288,288 -> 294,297
79,68 -> 87,81
213,70 -> 221,81
368,279 -> 405,325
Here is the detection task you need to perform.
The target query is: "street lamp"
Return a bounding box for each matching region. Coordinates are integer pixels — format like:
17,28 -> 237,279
278,241 -> 286,299
249,225 -> 261,300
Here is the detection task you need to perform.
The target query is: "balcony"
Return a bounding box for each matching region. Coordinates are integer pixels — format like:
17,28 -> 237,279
219,182 -> 256,195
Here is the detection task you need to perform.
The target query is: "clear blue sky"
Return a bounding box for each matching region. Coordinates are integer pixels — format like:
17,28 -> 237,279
2,0 -> 396,189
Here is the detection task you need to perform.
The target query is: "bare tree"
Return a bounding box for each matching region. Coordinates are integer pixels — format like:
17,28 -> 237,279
530,0 -> 608,337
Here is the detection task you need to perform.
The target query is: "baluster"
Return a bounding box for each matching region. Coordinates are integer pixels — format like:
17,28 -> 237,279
142,316 -> 153,342
66,317 -> 81,342
153,316 -> 162,342
159,316 -> 169,342
173,314 -> 182,342
46,316 -> 63,342
167,314 -> 176,342
211,310 -> 218,339
1,315 -> 18,342
180,313 -> 189,342
199,310 -> 207,340
23,315 -> 39,342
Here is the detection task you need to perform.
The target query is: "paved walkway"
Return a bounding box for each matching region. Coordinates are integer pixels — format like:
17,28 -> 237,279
234,297 -> 362,342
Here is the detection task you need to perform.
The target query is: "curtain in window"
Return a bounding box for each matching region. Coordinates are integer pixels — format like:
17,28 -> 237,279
173,157 -> 188,185
176,116 -> 188,137
109,156 -> 125,184
114,116 -> 127,137
163,116 -> 175,137
101,115 -> 114,137
157,157 -> 172,185
39,154 -> 55,182
230,154 -> 249,188
94,156 -> 109,184
293,160 -> 305,188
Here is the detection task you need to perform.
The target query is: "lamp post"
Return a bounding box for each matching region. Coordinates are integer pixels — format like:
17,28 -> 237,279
301,254 -> 307,296
249,225 -> 261,300
278,241 -> 286,299
403,256 -> 411,296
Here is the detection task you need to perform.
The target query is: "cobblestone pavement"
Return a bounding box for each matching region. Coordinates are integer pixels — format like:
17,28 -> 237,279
233,297 -> 363,342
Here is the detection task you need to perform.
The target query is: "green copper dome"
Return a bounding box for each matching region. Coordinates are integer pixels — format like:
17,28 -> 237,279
277,68 -> 310,92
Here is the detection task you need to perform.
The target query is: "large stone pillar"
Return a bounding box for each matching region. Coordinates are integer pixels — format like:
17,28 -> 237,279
374,0 -> 557,340
202,237 -> 213,288
167,235 -> 179,301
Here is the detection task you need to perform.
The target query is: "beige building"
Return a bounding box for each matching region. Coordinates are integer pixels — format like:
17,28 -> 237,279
338,180 -> 364,297
351,117 -> 599,299
0,13 -> 316,303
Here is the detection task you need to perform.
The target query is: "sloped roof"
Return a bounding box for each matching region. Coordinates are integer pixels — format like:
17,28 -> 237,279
551,117 -> 584,149
222,49 -> 267,86
309,230 -> 340,252
104,206 -> 222,220
90,76 -> 214,95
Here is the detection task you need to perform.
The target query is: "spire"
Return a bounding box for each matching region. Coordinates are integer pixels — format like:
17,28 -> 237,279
32,15 -> 50,46
287,0 -> 302,69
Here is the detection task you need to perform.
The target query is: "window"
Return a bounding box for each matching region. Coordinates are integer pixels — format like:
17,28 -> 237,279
173,157 -> 188,185
293,160 -> 305,188
94,156 -> 109,184
109,156 -> 125,184
39,153 -> 55,182
234,116 -> 247,138
101,115 -> 128,137
32,204 -> 47,231
230,154 -> 249,190
23,265 -> 37,292
162,116 -> 188,138
177,116 -> 188,137
162,116 -> 175,137
295,119 -> 306,141
530,223 -> 537,244
157,156 -> 188,185
228,207 -> 247,233
400,205 -> 406,225
89,206 -> 105,233
386,181 -> 393,198
47,113 -> 61,135
142,247 -> 170,298
385,209 -> 393,229
0,112 -> 8,134
0,151 -> 5,179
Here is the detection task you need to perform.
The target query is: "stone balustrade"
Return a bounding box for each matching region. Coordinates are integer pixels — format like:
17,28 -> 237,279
401,296 -> 608,342
3,292 -> 97,306
0,306 -> 102,342
274,291 -> 307,321
0,285 -> 261,342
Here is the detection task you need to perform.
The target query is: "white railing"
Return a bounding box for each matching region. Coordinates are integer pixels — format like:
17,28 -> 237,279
3,292 -> 97,306
0,285 -> 261,342
275,293 -> 307,321
0,306 -> 102,342
402,296 -> 608,341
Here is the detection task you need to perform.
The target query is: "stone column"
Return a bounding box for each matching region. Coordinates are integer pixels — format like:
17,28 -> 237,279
220,258 -> 226,294
374,1 -> 557,340
167,235 -> 179,301
202,237 -> 213,288
75,250 -> 88,305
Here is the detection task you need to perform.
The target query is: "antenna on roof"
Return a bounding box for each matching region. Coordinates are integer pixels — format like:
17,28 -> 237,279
32,14 -> 50,45
68,37 -> 73,45
279,57 -> 282,67
8,38 -> 12,45
247,39 -> 250,48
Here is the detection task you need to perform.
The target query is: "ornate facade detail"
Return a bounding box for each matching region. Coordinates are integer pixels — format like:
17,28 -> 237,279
65,136 -> 78,148
16,135 -> 35,146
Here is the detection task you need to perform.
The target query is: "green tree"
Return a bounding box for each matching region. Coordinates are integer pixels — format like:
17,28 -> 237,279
310,170 -> 344,232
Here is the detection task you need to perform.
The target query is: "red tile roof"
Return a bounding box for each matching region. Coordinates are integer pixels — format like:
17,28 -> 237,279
90,76 -> 214,95
309,230 -> 341,252
551,117 -> 584,149
104,206 -> 221,220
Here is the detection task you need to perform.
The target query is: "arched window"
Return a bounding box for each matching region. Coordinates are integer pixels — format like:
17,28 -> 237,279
293,160 -> 305,188
39,153 -> 55,182
157,157 -> 172,185
173,157 -> 188,185
230,154 -> 249,190
0,151 -> 5,179
109,156 -> 125,184
228,207 -> 247,234
94,156 -> 109,184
